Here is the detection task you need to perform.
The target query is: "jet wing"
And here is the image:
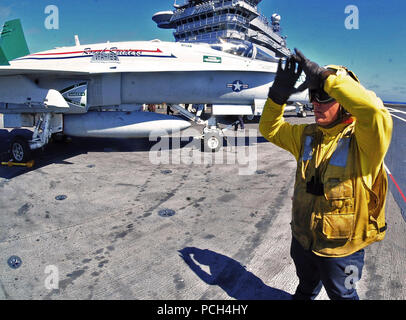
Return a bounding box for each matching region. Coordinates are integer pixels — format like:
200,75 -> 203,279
0,67 -> 89,76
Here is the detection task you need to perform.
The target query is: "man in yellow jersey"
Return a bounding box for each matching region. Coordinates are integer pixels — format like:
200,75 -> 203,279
259,49 -> 393,300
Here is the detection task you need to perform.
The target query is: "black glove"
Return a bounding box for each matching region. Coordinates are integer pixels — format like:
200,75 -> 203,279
268,57 -> 302,105
292,49 -> 335,92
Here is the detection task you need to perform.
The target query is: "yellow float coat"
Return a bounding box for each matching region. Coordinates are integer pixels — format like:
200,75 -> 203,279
259,74 -> 393,257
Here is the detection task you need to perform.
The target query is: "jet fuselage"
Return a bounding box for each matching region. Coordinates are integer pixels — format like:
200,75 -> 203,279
2,40 -> 285,113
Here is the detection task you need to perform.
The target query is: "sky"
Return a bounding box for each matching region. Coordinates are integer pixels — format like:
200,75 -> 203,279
0,0 -> 405,102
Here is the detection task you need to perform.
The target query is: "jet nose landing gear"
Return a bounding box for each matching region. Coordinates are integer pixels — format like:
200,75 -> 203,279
200,115 -> 225,153
202,130 -> 223,153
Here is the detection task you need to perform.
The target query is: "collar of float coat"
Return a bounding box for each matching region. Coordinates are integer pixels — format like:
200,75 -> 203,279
317,115 -> 355,138
317,104 -> 354,135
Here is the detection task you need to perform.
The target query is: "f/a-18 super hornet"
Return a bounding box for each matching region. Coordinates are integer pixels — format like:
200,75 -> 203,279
0,19 -> 308,161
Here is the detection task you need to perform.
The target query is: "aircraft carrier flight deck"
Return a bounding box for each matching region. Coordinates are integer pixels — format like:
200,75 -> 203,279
0,110 -> 405,300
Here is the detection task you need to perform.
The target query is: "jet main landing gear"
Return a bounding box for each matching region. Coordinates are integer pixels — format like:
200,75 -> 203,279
10,136 -> 32,163
6,113 -> 63,164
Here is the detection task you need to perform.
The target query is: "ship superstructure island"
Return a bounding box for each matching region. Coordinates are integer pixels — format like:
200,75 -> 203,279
153,0 -> 291,60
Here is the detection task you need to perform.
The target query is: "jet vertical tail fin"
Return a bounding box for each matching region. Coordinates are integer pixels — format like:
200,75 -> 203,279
0,46 -> 9,65
0,19 -> 30,63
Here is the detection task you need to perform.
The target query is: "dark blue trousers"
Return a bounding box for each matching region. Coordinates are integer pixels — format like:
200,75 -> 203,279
290,236 -> 365,300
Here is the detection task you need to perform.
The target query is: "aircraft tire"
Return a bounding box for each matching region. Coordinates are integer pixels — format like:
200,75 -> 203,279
202,132 -> 223,153
297,111 -> 307,118
10,136 -> 32,163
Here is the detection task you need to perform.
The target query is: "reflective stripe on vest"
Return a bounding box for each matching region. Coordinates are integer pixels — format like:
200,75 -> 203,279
303,136 -> 314,161
302,135 -> 351,167
330,136 -> 351,167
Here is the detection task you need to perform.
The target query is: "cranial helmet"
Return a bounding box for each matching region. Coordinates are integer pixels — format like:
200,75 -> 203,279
324,65 -> 360,83
310,65 -> 360,104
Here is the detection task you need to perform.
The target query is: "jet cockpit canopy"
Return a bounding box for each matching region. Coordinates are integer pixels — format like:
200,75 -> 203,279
210,39 -> 279,63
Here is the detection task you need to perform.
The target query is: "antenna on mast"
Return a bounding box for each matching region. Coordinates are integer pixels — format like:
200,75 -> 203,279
74,35 -> 81,46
